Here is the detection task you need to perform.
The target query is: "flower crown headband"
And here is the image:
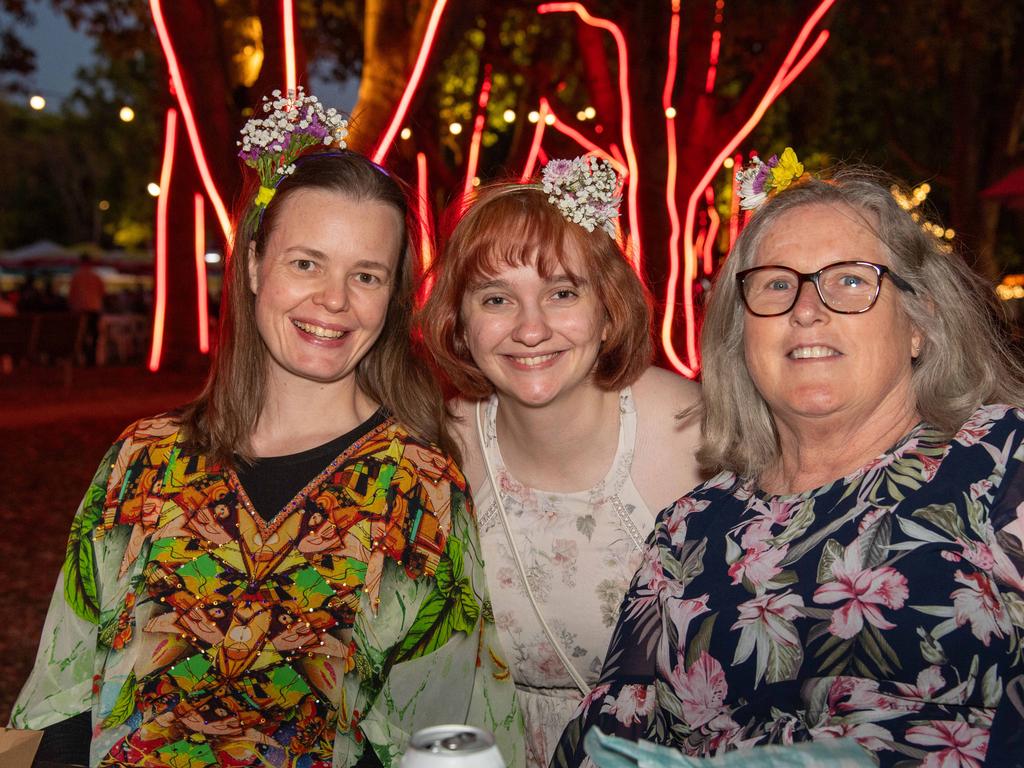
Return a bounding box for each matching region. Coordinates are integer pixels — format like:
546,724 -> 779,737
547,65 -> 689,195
237,87 -> 350,233
540,156 -> 621,237
735,147 -> 807,210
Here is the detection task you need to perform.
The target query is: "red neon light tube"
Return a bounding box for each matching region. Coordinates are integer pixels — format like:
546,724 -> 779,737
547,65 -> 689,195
778,31 -> 830,94
417,152 -> 434,273
282,0 -> 297,92
148,108 -> 177,372
728,153 -> 742,249
705,30 -> 721,94
660,0 -> 835,374
661,0 -> 692,376
150,0 -> 232,242
194,193 -> 210,354
545,100 -> 628,176
372,0 -> 449,164
463,68 -> 492,198
702,186 -> 720,276
538,3 -> 643,273
520,101 -> 550,181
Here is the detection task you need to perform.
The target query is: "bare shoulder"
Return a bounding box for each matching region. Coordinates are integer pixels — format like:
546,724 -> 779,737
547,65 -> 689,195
631,366 -> 702,425
630,366 -> 705,510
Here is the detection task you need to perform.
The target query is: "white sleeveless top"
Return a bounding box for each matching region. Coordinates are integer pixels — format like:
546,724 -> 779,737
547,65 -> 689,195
474,387 -> 655,767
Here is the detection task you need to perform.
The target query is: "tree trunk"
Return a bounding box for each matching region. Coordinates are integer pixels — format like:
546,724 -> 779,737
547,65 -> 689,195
351,0 -> 426,153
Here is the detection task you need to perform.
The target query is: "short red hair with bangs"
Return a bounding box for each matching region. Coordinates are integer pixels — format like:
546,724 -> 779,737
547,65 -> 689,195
419,183 -> 653,400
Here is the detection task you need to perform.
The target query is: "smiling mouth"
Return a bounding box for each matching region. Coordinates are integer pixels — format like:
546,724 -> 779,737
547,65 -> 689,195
508,352 -> 560,367
293,320 -> 347,340
788,345 -> 840,360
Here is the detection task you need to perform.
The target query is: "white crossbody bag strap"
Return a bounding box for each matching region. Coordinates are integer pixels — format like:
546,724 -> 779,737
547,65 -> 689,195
476,401 -> 591,696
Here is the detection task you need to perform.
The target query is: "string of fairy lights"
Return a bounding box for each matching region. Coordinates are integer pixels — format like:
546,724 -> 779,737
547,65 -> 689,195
890,183 -> 956,242
890,182 -> 1022,303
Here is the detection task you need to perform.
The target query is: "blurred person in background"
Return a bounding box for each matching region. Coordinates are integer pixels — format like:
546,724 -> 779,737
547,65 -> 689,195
69,253 -> 106,366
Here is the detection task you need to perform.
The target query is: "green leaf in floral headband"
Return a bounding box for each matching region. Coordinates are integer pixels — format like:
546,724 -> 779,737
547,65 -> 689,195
237,87 -> 349,231
541,156 -> 622,237
735,147 -> 806,210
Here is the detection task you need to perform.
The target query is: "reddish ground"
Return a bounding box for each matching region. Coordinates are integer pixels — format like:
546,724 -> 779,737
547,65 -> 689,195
0,364 -> 206,723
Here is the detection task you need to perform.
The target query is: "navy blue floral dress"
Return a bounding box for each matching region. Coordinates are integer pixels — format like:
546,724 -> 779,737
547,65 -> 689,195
552,405 -> 1024,768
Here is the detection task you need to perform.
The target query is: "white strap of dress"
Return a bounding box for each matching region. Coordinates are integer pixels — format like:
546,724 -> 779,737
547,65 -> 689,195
476,400 -> 592,696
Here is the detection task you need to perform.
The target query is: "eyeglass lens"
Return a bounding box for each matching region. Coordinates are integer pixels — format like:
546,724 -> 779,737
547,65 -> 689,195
742,263 -> 881,315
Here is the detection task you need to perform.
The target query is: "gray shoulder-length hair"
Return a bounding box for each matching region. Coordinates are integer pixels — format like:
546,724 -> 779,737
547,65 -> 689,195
697,165 -> 1024,478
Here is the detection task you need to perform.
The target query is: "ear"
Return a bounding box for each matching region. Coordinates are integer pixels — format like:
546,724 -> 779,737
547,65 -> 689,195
247,241 -> 259,294
910,325 -> 923,359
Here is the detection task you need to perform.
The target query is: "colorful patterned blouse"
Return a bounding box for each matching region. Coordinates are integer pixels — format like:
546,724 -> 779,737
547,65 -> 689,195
12,412 -> 524,768
553,405 -> 1024,768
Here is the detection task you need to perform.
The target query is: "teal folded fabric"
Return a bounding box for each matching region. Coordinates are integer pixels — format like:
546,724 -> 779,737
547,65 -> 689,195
583,729 -> 875,768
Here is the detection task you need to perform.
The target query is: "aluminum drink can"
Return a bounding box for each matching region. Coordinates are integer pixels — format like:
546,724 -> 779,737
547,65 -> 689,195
399,725 -> 505,768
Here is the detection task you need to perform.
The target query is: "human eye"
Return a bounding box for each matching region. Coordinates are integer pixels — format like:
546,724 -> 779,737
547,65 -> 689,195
825,265 -> 875,292
353,271 -> 383,286
836,272 -> 865,288
481,295 -> 508,307
755,270 -> 793,292
552,287 -> 579,301
292,258 -> 317,272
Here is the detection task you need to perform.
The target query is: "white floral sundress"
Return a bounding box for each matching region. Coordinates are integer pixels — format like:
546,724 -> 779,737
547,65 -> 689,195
474,387 -> 654,767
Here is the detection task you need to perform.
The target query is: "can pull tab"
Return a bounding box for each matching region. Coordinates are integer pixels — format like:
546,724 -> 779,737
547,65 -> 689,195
435,733 -> 477,752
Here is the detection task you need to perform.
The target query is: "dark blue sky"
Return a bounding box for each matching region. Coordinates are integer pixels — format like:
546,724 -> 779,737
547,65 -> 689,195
9,5 -> 357,111
15,5 -> 94,104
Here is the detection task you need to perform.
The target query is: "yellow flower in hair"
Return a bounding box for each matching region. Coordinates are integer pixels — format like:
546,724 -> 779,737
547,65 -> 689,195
769,147 -> 804,192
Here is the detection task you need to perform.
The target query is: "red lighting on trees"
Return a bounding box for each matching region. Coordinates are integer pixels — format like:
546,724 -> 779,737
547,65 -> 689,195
417,152 -> 434,273
538,3 -> 643,273
149,0 -> 231,241
520,101 -> 551,181
660,0 -> 835,375
148,109 -> 178,372
372,0 -> 449,164
705,30 -> 722,93
194,193 -> 210,355
463,67 -> 493,198
282,0 -> 297,92
702,186 -> 720,275
544,99 -> 627,175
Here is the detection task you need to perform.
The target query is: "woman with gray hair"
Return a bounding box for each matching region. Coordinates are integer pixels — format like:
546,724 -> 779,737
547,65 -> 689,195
551,163 -> 1024,767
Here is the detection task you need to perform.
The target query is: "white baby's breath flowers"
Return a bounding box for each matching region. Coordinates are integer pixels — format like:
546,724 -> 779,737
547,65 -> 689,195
237,87 -> 350,233
237,86 -> 349,179
541,156 -> 621,237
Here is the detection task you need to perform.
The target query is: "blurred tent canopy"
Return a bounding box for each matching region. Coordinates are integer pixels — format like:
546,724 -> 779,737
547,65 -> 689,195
983,167 -> 1024,210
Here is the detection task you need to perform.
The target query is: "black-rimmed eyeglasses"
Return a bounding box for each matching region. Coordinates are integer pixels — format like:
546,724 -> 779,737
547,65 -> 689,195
735,260 -> 916,317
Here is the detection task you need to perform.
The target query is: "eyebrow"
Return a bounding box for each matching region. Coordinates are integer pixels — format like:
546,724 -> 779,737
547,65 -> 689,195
468,272 -> 587,291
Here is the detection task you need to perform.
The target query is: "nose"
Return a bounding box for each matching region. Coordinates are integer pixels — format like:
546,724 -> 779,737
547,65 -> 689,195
314,279 -> 349,312
510,303 -> 552,346
789,280 -> 828,326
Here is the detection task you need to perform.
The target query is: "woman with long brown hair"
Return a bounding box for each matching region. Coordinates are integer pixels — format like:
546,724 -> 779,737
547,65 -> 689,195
13,90 -> 522,768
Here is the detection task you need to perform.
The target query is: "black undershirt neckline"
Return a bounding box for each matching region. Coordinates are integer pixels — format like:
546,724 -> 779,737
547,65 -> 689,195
235,408 -> 388,521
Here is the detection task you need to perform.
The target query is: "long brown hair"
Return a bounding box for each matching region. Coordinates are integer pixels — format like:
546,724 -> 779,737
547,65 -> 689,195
180,151 -> 456,465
